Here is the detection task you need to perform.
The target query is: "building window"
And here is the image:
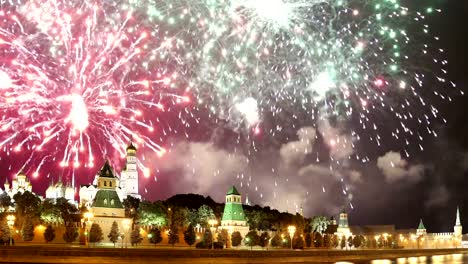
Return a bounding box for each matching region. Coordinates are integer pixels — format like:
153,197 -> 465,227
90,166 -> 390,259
104,181 -> 107,187
110,181 -> 112,187
111,199 -> 114,206
104,199 -> 108,205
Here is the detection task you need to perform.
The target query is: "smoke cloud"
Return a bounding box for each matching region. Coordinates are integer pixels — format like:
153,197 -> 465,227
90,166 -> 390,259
377,151 -> 424,183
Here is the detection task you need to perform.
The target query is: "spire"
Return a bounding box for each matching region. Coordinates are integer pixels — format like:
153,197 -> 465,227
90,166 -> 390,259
456,206 -> 461,226
99,160 -> 116,178
245,194 -> 250,205
418,218 -> 426,230
126,136 -> 137,152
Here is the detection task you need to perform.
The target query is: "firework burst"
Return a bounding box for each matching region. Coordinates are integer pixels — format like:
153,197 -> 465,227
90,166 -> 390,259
0,0 -> 459,199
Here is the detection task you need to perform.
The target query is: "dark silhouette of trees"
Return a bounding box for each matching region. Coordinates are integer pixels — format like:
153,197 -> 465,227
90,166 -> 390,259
44,224 -> 55,243
270,233 -> 282,247
305,232 -> 312,248
244,230 -> 260,249
292,233 -> 304,249
313,232 -> 323,248
259,232 -> 270,248
217,229 -> 228,248
63,222 -> 78,243
108,221 -> 120,247
168,224 -> 179,246
130,225 -> 143,246
231,231 -> 242,247
183,224 -> 196,247
148,226 -> 162,246
21,217 -> 34,241
123,195 -> 140,218
89,223 -> 103,244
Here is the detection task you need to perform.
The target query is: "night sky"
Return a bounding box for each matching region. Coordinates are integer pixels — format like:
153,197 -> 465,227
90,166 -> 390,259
0,0 -> 467,233
349,0 -> 468,232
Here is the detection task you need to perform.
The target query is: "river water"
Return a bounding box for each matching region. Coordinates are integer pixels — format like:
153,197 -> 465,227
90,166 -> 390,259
338,254 -> 468,264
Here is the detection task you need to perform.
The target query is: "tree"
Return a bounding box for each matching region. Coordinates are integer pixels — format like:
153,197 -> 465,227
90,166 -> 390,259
281,234 -> 291,248
323,234 -> 331,248
183,224 -> 196,247
44,224 -> 55,243
21,217 -> 34,241
170,207 -> 187,228
0,193 -> 12,210
352,235 -> 362,248
130,225 -> 143,246
40,199 -> 63,225
0,220 -> 11,244
13,191 -> 41,226
108,221 -> 120,247
231,231 -> 242,247
270,233 -> 282,248
123,195 -> 140,218
89,223 -> 103,244
186,209 -> 199,227
340,235 -> 346,249
314,232 -> 323,248
244,230 -> 260,249
148,227 -> 163,246
203,229 -> 213,247
310,216 -> 328,234
348,236 -> 353,249
168,224 -> 179,246
292,234 -> 304,249
197,205 -> 215,228
259,232 -> 270,248
55,198 -> 79,225
217,229 -> 228,248
138,201 -> 168,227
305,232 -> 312,248
63,222 -> 78,243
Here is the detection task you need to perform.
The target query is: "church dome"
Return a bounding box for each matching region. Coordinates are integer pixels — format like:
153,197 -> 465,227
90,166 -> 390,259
126,142 -> 137,152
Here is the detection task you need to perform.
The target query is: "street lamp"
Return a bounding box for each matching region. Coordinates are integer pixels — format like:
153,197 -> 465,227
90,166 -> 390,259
287,225 -> 296,250
208,219 -> 218,249
122,219 -> 131,248
6,215 -> 15,246
83,212 -> 93,247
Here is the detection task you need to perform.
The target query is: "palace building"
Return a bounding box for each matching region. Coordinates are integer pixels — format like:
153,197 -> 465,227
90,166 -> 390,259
86,160 -> 131,240
79,141 -> 141,206
1,171 -> 33,199
45,178 -> 75,203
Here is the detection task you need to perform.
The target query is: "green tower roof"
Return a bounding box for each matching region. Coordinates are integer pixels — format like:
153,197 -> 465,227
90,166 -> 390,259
226,186 -> 240,195
92,189 -> 123,209
99,160 -> 115,178
222,202 -> 246,222
418,219 -> 426,230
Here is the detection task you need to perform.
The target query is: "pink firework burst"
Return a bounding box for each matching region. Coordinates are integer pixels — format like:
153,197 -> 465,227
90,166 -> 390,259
0,1 -> 187,178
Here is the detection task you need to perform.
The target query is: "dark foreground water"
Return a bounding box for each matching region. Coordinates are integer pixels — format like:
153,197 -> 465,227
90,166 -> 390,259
339,254 -> 468,264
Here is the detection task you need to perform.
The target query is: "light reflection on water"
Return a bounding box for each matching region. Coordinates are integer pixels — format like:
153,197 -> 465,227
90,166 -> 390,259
338,254 -> 467,264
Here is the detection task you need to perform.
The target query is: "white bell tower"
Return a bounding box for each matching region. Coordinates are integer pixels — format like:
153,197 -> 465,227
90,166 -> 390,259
122,141 -> 140,199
